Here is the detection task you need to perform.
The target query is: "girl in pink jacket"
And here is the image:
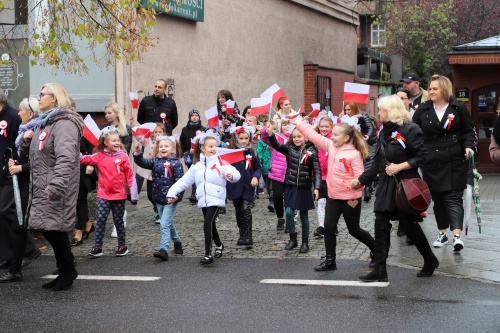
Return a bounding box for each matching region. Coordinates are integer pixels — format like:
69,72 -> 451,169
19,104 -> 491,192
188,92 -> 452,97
294,121 -> 375,272
80,126 -> 138,258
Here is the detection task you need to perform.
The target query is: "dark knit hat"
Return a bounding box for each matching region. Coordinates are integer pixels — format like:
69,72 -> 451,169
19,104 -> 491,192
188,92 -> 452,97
189,109 -> 200,117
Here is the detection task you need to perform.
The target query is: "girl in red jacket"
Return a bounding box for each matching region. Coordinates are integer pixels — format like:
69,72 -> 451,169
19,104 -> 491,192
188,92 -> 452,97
294,121 -> 375,271
80,126 -> 138,258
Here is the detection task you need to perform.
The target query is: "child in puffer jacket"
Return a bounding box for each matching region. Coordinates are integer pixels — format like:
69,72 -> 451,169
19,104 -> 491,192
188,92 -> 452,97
134,135 -> 184,262
167,133 -> 240,265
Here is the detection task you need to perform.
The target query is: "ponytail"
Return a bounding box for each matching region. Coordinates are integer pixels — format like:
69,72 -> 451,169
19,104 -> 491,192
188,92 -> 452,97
335,123 -> 369,160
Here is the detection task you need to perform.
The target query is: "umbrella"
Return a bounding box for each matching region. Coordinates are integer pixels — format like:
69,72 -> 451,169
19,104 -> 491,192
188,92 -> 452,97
469,152 -> 482,234
5,148 -> 24,227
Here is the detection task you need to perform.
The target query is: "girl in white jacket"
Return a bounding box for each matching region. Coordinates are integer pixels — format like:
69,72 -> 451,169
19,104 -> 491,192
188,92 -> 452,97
167,133 -> 240,265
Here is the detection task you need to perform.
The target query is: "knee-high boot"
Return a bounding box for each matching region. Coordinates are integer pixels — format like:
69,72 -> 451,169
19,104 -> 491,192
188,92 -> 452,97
359,214 -> 391,282
242,200 -> 253,245
406,220 -> 439,277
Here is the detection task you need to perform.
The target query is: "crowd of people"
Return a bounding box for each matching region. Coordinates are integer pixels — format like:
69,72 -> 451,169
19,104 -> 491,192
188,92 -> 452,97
0,73 -> 485,290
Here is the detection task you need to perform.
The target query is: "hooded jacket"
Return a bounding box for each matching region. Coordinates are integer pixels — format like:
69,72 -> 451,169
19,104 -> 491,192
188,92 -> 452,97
260,129 -> 288,182
167,153 -> 241,208
22,107 -> 83,232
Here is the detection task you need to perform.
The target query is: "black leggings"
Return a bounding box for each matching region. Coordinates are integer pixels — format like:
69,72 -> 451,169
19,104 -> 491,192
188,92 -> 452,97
431,190 -> 464,231
76,184 -> 89,231
271,179 -> 285,219
324,198 -> 375,256
202,207 -> 222,256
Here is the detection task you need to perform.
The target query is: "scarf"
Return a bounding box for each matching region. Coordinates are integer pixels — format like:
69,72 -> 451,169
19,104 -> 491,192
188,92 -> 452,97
15,117 -> 43,155
381,121 -> 399,142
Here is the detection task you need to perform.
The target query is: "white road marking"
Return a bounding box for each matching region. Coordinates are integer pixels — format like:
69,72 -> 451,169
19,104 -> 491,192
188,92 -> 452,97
42,275 -> 161,281
260,279 -> 389,287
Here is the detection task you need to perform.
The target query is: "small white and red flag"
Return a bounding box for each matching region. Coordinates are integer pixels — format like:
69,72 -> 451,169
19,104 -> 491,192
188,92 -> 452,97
297,104 -> 304,114
132,122 -> 157,138
205,106 -> 219,128
129,92 -> 139,109
216,147 -> 245,165
224,99 -> 235,115
343,82 -> 370,104
250,96 -> 272,116
83,114 -> 101,146
260,83 -> 285,104
309,103 -> 321,118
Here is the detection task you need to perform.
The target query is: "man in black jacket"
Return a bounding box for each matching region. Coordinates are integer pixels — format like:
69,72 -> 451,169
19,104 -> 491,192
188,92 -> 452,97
137,79 -> 178,135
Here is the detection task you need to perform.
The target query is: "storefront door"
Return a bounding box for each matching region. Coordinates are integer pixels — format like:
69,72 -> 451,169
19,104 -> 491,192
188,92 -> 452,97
472,84 -> 500,172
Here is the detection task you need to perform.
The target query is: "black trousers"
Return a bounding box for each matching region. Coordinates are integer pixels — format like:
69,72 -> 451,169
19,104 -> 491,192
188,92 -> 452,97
324,198 -> 374,257
202,207 -> 222,256
0,184 -> 37,266
76,183 -> 90,231
271,179 -> 285,219
232,198 -> 253,237
42,230 -> 75,273
431,190 -> 464,231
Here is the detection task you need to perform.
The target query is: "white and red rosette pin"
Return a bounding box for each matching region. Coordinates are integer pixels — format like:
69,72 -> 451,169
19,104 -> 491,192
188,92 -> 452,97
0,120 -> 7,137
443,114 -> 455,130
339,156 -> 350,173
114,158 -> 122,174
391,131 -> 406,148
38,131 -> 49,150
245,154 -> 252,170
164,162 -> 172,178
160,113 -> 167,124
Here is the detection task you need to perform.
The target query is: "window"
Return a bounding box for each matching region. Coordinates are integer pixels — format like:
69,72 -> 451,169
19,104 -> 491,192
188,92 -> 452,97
371,23 -> 386,47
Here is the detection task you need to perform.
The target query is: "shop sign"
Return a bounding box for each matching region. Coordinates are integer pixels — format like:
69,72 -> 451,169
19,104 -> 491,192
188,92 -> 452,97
142,0 -> 204,22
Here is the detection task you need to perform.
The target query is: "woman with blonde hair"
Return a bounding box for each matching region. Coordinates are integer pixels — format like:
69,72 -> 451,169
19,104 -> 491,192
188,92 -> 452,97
351,95 -> 436,282
103,102 -> 132,153
20,83 -> 84,290
412,75 -> 476,252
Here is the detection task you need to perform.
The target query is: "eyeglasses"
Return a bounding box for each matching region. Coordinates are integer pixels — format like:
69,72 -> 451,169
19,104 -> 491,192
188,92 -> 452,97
38,92 -> 54,98
400,97 -> 409,100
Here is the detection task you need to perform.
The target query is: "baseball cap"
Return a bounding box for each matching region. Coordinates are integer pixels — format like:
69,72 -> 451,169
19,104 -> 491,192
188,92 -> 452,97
400,73 -> 420,83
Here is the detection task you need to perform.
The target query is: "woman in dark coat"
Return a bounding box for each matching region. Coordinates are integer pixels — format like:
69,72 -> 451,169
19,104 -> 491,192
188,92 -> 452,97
412,75 -> 476,252
21,83 -> 83,291
351,95 -> 438,282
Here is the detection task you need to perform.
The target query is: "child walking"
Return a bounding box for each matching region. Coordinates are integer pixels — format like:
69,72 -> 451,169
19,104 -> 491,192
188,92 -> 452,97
264,122 -> 321,253
226,125 -> 262,246
256,120 -> 275,212
294,121 -> 375,270
167,133 -> 240,264
80,126 -> 138,257
134,136 -> 184,261
135,123 -> 167,223
261,120 -> 291,231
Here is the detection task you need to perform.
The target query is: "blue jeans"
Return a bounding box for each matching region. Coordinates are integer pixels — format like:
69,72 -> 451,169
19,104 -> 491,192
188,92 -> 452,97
156,203 -> 181,251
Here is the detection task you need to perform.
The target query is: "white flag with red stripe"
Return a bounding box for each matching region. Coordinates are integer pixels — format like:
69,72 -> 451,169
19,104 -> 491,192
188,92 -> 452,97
250,96 -> 272,116
205,106 -> 219,128
297,104 -> 304,114
343,82 -> 370,104
310,103 -> 321,118
132,122 -> 157,138
129,91 -> 139,109
224,99 -> 235,115
260,83 -> 285,104
216,147 -> 245,165
83,114 -> 101,146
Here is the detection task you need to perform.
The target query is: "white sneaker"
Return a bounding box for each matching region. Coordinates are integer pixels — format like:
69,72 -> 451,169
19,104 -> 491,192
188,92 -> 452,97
453,236 -> 464,252
111,225 -> 118,238
433,233 -> 448,248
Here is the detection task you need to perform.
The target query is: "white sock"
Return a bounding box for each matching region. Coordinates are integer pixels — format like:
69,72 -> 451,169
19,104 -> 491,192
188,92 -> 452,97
317,198 -> 326,228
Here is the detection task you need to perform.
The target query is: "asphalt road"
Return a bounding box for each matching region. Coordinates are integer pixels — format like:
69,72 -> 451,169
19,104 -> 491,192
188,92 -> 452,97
1,256 -> 499,333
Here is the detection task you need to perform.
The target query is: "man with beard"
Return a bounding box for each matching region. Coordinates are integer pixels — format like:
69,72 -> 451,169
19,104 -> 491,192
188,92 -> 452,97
137,79 -> 178,135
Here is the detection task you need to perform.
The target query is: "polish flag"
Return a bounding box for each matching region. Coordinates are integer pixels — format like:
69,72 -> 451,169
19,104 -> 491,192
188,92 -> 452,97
216,147 -> 245,165
276,133 -> 287,144
343,82 -> 370,104
83,114 -> 101,146
297,104 -> 304,114
132,122 -> 157,138
129,92 -> 139,109
250,96 -> 272,116
288,113 -> 302,120
260,83 -> 285,104
309,103 -> 321,118
205,106 -> 219,128
224,99 -> 235,115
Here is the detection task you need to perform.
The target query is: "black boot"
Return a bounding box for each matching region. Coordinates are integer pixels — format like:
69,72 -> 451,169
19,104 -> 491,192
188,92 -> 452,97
359,264 -> 388,282
276,218 -> 285,231
173,242 -> 183,254
314,255 -> 336,271
406,220 -> 439,277
285,233 -> 297,250
299,238 -> 309,253
242,200 -> 253,246
369,251 -> 375,268
52,269 -> 78,291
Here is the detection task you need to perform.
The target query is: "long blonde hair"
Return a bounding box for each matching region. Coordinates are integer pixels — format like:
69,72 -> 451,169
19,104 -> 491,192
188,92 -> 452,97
335,123 -> 369,160
104,102 -> 128,137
